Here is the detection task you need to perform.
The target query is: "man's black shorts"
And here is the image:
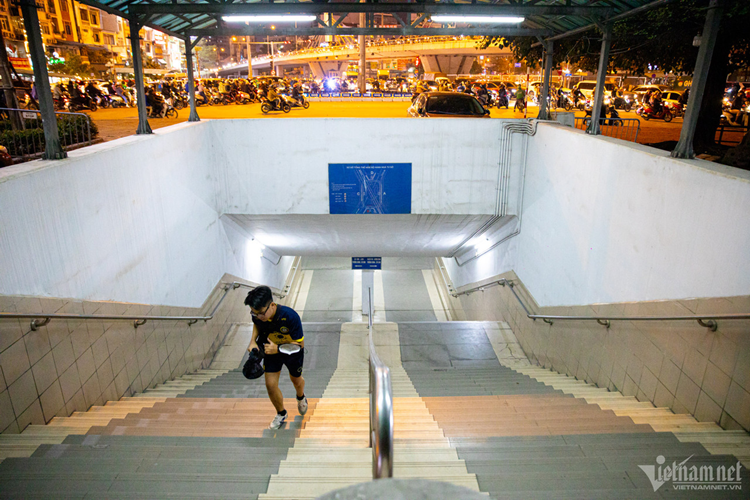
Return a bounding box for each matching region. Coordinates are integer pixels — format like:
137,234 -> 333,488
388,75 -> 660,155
263,349 -> 304,377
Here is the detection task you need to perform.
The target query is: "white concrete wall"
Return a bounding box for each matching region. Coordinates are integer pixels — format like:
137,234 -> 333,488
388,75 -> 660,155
0,122 -> 290,307
210,118 -> 513,215
446,122 -> 750,305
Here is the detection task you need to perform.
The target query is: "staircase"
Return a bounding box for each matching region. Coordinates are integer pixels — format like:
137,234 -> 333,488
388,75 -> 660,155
0,321 -> 748,499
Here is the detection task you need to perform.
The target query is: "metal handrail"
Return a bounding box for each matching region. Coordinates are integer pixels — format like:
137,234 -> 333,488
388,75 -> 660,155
0,281 -> 279,331
453,278 -> 750,332
367,286 -> 393,479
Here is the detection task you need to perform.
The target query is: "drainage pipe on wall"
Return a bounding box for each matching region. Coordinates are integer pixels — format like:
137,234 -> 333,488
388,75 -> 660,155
451,120 -> 539,261
452,120 -> 538,268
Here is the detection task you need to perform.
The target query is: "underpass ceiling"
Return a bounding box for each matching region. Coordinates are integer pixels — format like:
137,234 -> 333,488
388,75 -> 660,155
224,214 -> 494,257
78,0 -> 662,41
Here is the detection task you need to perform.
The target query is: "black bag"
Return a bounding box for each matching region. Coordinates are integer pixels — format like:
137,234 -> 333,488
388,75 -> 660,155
242,347 -> 264,380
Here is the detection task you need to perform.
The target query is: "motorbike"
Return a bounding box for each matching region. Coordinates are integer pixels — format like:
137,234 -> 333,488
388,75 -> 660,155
636,103 -> 673,122
613,96 -> 633,112
68,95 -> 97,112
147,101 -> 178,119
171,93 -> 189,110
260,98 -> 291,114
665,102 -> 684,118
496,92 -> 509,109
210,90 -> 226,106
583,105 -> 621,126
230,90 -> 252,105
283,94 -> 310,109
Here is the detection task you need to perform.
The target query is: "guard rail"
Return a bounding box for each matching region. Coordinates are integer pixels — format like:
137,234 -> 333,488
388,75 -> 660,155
0,281 -> 288,331
574,116 -> 640,142
367,286 -> 394,479
0,107 -> 94,163
453,278 -> 750,332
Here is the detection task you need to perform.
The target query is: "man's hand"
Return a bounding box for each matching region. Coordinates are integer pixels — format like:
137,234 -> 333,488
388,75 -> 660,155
264,342 -> 278,355
247,344 -> 258,353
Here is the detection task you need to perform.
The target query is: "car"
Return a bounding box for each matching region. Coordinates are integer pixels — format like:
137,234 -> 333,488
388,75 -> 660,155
408,91 -> 490,118
573,80 -> 617,99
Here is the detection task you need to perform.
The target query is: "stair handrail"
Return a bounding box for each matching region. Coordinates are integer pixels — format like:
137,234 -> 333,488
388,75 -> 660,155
367,286 -> 394,479
453,278 -> 750,332
0,281 -> 284,331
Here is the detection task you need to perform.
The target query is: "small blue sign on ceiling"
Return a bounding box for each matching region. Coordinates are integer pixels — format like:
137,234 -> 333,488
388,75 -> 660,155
352,257 -> 382,270
329,163 -> 412,214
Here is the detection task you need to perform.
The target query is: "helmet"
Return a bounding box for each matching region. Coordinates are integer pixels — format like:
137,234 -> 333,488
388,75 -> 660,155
242,348 -> 264,380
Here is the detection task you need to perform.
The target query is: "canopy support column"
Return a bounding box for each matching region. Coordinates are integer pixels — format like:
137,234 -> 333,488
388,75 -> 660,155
129,17 -> 152,135
672,0 -> 723,159
19,0 -> 66,159
537,40 -> 553,120
587,22 -> 612,135
186,36 -> 201,122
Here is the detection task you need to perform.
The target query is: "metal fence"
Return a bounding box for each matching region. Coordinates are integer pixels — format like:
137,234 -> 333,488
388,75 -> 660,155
0,108 -> 93,164
574,116 -> 641,143
715,120 -> 748,146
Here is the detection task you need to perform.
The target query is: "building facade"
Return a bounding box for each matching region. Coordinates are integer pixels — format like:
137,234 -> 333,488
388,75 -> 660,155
0,0 -> 184,76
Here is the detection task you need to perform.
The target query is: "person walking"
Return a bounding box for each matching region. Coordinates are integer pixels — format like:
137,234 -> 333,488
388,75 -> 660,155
245,285 -> 307,430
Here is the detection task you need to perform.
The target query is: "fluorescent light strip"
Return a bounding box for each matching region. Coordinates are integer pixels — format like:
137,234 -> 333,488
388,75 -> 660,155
222,15 -> 317,23
431,15 -> 525,24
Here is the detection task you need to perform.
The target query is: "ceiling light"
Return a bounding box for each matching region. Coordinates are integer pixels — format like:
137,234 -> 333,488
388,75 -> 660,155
430,16 -> 524,24
222,15 -> 316,23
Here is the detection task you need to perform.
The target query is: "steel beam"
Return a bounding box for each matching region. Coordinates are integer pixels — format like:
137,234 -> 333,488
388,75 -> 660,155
187,27 -> 552,37
537,40 -> 553,120
129,19 -> 153,135
672,0 -> 723,159
185,37 -> 200,122
130,4 -> 612,16
19,0 -> 66,159
587,23 -> 612,136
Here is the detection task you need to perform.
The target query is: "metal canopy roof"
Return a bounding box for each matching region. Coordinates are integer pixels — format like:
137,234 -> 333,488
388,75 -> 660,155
76,0 -> 667,42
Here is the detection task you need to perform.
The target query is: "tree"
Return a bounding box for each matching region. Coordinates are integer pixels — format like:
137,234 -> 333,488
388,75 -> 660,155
481,0 -> 750,163
48,54 -> 91,77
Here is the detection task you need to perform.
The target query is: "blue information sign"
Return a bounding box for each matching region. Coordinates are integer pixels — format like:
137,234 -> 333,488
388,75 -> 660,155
352,257 -> 382,270
328,163 -> 412,214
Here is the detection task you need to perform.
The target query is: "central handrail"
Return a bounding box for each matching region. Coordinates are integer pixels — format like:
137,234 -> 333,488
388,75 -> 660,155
367,286 -> 394,479
0,281 -> 284,331
453,278 -> 750,332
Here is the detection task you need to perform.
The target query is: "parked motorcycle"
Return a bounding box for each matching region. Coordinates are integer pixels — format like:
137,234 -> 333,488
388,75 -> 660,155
68,95 -> 97,112
636,104 -> 673,122
260,98 -> 291,114
613,96 -> 633,112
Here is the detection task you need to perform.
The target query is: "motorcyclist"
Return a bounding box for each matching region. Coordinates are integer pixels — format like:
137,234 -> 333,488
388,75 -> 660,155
497,85 -> 509,108
475,84 -> 490,106
514,87 -> 526,111
650,90 -> 663,114
725,92 -> 746,126
572,87 -> 584,107
291,82 -> 304,106
412,80 -> 429,103
146,86 -> 166,117
266,84 -> 281,109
